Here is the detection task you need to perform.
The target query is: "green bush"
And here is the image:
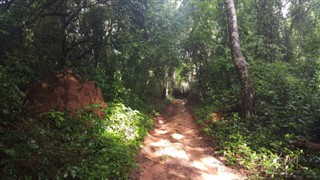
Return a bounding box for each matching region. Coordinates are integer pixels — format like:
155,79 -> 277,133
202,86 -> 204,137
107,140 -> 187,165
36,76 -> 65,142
0,103 -> 153,179
194,60 -> 320,178
0,65 -> 24,124
194,105 -> 317,178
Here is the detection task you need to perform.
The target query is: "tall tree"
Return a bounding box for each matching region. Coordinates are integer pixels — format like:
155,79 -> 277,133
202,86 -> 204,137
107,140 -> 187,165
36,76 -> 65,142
225,0 -> 254,118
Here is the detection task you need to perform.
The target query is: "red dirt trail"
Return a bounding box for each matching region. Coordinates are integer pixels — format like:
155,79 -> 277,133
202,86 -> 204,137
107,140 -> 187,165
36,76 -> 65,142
130,100 -> 246,180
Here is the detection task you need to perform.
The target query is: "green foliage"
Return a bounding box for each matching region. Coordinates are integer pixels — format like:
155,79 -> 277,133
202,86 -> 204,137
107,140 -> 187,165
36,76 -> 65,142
0,103 -> 153,179
0,65 -> 24,123
195,104 -> 320,178
1,0 -> 320,178
104,103 -> 153,145
105,71 -> 132,102
251,60 -> 320,137
194,59 -> 320,178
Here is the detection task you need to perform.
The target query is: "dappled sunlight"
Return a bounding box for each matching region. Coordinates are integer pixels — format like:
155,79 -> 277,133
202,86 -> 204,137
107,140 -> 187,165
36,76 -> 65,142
185,146 -> 208,153
200,172 -> 240,180
150,139 -> 172,147
191,156 -> 223,171
167,170 -> 187,179
184,129 -> 196,134
132,100 -> 246,179
200,157 -> 223,167
171,133 -> 184,140
192,161 -> 208,171
156,146 -> 189,160
154,129 -> 168,135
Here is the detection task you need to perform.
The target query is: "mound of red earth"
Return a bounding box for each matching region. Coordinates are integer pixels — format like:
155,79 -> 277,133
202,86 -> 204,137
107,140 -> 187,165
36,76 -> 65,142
24,67 -> 107,119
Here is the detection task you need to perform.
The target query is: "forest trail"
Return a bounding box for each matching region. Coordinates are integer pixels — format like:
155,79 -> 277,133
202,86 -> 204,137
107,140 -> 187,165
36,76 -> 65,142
130,100 -> 246,180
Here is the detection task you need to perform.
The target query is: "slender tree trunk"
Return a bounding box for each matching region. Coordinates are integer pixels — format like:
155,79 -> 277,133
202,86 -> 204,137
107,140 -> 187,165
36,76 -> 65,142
225,0 -> 255,118
163,67 -> 169,99
59,16 -> 68,69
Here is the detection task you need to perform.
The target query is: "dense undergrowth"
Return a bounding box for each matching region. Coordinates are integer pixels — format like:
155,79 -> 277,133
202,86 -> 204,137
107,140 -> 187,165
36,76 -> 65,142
194,60 -> 320,179
0,79 -> 156,179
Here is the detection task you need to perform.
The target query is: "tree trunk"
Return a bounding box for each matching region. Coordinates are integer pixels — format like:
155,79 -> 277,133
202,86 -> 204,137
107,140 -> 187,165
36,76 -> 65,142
59,16 -> 68,69
225,0 -> 255,118
163,67 -> 169,99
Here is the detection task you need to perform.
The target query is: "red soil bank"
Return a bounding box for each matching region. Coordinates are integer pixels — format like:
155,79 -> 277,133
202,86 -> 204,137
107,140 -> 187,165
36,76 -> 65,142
24,67 -> 107,118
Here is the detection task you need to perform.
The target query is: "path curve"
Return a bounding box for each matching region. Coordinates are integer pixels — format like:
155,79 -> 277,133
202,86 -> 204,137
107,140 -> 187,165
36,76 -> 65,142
130,100 -> 246,180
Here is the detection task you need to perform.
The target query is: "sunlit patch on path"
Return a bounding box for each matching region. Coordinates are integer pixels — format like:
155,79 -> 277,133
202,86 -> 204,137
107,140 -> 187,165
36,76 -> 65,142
130,100 -> 246,180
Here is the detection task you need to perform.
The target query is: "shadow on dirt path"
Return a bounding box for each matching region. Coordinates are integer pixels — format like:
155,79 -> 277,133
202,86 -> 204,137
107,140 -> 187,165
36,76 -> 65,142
130,99 -> 246,180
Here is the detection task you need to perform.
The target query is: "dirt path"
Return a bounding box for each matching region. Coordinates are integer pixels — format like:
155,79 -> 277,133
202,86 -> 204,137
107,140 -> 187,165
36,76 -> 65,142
130,100 -> 246,180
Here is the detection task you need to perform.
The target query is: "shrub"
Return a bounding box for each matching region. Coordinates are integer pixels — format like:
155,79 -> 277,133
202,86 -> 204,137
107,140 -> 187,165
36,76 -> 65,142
193,59 -> 320,178
194,106 -> 311,178
0,65 -> 24,124
0,103 -> 152,179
